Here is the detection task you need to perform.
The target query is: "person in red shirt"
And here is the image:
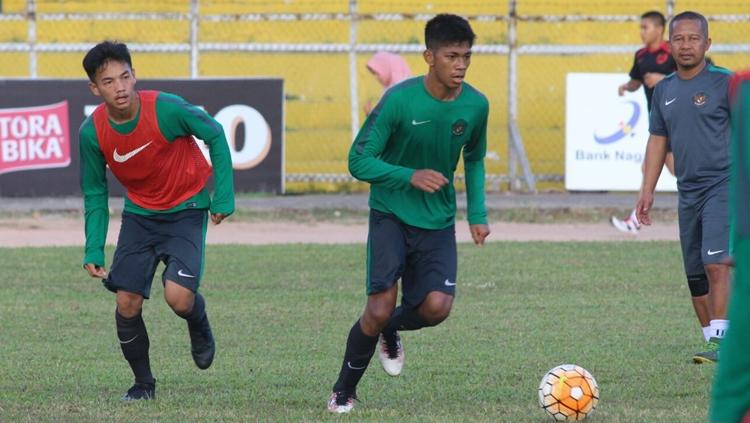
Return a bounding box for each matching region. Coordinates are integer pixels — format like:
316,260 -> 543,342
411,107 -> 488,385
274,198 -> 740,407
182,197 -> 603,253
611,11 -> 677,235
79,41 -> 235,401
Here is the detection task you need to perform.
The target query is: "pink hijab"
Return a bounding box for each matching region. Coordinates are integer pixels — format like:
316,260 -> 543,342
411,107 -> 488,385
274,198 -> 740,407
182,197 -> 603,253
366,52 -> 412,89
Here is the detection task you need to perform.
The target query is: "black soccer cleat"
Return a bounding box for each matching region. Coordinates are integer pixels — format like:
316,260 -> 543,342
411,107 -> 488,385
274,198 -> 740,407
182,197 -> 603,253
121,381 -> 156,401
189,317 -> 215,370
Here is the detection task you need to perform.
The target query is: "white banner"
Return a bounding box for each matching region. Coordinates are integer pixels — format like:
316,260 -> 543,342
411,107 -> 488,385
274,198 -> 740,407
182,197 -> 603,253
565,73 -> 677,192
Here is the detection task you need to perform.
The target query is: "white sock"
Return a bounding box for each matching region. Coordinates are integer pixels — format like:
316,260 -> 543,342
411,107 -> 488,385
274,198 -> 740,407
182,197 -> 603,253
709,319 -> 729,339
702,326 -> 712,342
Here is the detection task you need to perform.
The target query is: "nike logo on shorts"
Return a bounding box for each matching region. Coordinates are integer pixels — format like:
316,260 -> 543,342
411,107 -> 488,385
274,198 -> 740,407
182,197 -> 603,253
113,141 -> 153,163
707,249 -> 724,256
444,279 -> 456,287
178,269 -> 196,278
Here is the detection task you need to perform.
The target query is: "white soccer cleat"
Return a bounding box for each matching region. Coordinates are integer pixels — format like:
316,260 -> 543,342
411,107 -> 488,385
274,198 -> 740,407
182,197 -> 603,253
610,215 -> 640,234
327,391 -> 356,413
378,332 -> 405,376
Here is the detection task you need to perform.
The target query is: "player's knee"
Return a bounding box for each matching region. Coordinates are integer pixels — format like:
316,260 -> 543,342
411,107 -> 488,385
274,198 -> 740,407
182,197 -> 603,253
423,305 -> 451,326
164,279 -> 196,316
116,294 -> 143,318
421,294 -> 453,325
705,263 -> 729,278
687,274 -> 709,297
363,303 -> 394,329
165,292 -> 194,316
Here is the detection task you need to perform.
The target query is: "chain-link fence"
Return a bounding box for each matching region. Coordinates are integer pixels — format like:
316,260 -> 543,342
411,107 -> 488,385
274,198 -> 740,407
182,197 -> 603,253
1,0 -> 748,192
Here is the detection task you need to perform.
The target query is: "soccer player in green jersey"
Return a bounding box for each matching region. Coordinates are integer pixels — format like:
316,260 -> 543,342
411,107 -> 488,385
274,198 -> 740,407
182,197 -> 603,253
327,14 -> 490,413
79,41 -> 234,400
709,70 -> 750,422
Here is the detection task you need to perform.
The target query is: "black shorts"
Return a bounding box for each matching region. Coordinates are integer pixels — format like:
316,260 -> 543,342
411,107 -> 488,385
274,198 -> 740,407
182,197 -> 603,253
678,181 -> 730,277
366,209 -> 457,309
103,209 -> 208,299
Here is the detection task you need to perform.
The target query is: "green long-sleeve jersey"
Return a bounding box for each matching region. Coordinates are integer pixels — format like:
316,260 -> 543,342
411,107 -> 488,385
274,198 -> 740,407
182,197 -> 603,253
79,91 -> 234,266
349,76 -> 489,229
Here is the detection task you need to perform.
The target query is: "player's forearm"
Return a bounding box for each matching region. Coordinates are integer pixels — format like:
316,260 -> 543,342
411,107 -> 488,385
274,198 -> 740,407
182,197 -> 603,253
625,79 -> 642,92
465,159 -> 488,225
83,194 -> 109,266
348,153 -> 414,190
640,136 -> 668,194
205,133 -> 235,215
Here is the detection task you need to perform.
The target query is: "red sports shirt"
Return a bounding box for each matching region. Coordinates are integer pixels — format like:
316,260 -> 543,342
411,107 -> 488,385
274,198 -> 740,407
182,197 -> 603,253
93,90 -> 211,209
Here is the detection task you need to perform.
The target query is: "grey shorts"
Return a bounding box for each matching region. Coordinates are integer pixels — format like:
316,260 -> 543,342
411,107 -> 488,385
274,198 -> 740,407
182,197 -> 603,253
678,181 -> 730,278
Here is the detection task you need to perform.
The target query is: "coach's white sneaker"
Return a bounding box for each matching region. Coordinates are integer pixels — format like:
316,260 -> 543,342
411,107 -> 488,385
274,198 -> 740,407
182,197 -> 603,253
610,215 -> 640,234
378,332 -> 405,376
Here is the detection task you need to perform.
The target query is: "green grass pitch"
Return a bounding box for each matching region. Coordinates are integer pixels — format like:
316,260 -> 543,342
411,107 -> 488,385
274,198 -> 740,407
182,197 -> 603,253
0,242 -> 714,422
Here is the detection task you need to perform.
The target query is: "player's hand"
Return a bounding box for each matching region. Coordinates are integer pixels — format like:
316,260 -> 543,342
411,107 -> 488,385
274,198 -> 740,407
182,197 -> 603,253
84,263 -> 107,278
211,213 -> 228,225
635,191 -> 655,226
643,72 -> 663,88
410,169 -> 449,193
617,84 -> 627,96
470,224 -> 490,246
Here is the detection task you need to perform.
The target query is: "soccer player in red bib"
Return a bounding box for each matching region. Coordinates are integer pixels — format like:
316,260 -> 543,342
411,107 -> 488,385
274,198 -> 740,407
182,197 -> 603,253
79,41 -> 234,401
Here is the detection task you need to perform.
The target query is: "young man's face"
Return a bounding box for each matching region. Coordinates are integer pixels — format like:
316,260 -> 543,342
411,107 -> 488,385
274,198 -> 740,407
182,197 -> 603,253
640,18 -> 664,45
425,42 -> 472,89
670,19 -> 711,68
88,59 -> 137,112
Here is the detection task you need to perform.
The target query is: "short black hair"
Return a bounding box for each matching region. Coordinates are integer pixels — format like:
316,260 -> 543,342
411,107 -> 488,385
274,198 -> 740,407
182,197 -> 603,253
82,41 -> 132,82
641,11 -> 666,28
670,11 -> 709,39
425,14 -> 476,50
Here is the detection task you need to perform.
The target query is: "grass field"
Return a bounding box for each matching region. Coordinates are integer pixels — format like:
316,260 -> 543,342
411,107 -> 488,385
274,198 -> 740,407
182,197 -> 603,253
0,241 -> 715,422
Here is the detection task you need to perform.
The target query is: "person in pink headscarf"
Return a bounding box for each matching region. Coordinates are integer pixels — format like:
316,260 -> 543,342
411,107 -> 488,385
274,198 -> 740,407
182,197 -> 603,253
364,52 -> 412,114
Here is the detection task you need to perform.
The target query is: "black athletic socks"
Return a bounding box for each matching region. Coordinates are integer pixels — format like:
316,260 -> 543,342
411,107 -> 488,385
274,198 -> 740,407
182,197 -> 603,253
332,320 -> 379,392
115,310 -> 155,385
383,306 -> 431,333
177,292 -> 207,329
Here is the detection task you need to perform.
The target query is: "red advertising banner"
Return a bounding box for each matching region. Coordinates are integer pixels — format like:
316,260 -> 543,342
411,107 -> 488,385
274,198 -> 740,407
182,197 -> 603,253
0,101 -> 71,175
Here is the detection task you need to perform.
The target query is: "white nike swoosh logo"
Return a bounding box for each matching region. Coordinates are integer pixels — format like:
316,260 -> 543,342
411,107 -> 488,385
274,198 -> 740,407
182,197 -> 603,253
177,269 -> 196,278
412,119 -> 431,126
665,98 -> 677,106
347,361 -> 366,370
113,141 -> 153,163
444,279 -> 457,286
707,249 -> 724,256
119,335 -> 138,344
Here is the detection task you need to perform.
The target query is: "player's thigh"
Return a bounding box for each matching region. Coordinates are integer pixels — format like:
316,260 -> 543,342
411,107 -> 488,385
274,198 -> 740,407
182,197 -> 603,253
401,224 -> 457,310
106,212 -> 160,299
700,183 -> 730,265
366,209 -> 408,295
157,209 -> 208,293
678,201 -> 705,278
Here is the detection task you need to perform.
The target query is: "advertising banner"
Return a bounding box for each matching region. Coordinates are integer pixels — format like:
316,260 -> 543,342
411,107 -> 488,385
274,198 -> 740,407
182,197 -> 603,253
0,78 -> 283,196
565,73 -> 677,192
